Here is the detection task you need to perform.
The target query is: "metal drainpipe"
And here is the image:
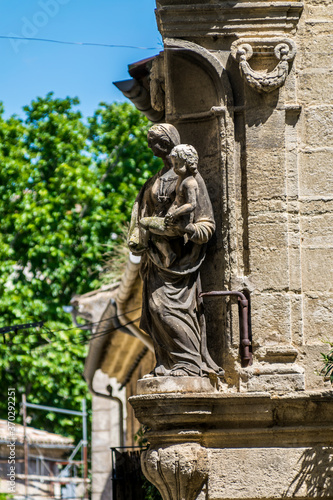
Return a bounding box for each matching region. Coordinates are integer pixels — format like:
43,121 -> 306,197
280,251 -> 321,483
88,381 -> 124,447
199,290 -> 253,367
116,253 -> 154,352
86,253 -> 152,450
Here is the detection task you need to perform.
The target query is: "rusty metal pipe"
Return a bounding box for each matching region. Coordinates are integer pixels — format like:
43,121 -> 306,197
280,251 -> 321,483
199,290 -> 252,367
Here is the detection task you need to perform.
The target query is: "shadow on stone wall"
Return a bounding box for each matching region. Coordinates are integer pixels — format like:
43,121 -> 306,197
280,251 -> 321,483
101,470 -> 112,500
284,447 -> 333,497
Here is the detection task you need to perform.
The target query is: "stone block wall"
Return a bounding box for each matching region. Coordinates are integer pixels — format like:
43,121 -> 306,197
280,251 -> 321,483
295,0 -> 333,389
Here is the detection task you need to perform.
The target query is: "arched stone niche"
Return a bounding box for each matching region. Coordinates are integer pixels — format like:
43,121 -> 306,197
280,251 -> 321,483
163,39 -> 239,376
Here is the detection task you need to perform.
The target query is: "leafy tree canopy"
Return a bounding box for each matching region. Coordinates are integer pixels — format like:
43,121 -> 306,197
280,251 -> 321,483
0,93 -> 162,441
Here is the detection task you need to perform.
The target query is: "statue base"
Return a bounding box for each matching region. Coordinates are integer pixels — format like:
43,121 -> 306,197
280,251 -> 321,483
137,375 -> 225,395
130,388 -> 333,500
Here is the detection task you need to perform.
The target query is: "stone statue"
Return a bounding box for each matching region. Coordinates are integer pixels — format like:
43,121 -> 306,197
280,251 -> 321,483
128,124 -> 224,379
140,144 -> 202,267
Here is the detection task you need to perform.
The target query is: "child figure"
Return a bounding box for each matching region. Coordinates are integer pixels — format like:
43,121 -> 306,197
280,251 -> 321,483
139,144 -> 199,266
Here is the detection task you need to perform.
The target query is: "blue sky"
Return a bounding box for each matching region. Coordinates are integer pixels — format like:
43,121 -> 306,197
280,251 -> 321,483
0,0 -> 162,118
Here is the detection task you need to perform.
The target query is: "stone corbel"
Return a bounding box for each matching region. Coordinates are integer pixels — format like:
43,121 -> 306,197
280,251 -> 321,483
141,443 -> 209,500
149,53 -> 166,113
231,39 -> 296,93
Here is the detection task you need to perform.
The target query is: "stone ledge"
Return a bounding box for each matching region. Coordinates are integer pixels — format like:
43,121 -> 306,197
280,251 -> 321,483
145,425 -> 333,448
156,1 -> 304,38
130,390 -> 333,434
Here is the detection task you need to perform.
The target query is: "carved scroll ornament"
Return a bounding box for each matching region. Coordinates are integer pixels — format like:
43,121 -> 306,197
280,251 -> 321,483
231,39 -> 296,93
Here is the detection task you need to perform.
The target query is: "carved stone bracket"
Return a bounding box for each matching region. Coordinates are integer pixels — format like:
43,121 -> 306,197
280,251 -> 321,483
141,443 -> 209,500
149,53 -> 166,114
231,38 -> 296,93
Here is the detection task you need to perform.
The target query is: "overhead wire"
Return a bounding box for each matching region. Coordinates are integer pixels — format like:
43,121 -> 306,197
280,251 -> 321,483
0,36 -> 225,52
0,314 -> 142,354
0,302 -> 142,348
0,305 -> 141,338
40,314 -> 142,345
43,315 -> 142,344
79,316 -> 141,343
0,35 -> 160,50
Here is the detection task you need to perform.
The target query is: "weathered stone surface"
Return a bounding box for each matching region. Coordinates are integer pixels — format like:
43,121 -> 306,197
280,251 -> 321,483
298,27 -> 333,72
300,151 -> 333,197
142,443 -> 209,500
231,38 -> 297,94
137,376 -> 221,395
208,446 -> 333,499
301,213 -> 333,249
250,293 -> 291,346
298,69 -> 333,106
239,363 -> 305,393
130,391 -> 333,435
156,0 -> 303,38
302,107 -> 333,149
302,249 -> 333,293
298,345 -> 333,391
303,293 -> 333,343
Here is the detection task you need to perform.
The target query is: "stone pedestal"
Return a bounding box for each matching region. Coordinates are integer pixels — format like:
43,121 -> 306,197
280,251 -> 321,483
130,379 -> 333,500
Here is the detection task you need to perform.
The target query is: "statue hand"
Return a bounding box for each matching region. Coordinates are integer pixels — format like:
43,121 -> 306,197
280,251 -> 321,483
128,239 -> 147,255
165,213 -> 175,226
128,229 -> 147,255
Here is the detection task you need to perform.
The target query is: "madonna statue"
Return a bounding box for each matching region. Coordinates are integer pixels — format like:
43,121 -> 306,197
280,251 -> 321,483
128,123 -> 224,379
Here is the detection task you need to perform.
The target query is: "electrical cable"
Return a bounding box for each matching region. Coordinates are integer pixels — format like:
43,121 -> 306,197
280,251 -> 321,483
0,303 -> 143,356
0,305 -> 141,338
58,305 -> 140,332
0,35 -> 160,50
0,316 -> 142,353
79,316 -> 141,343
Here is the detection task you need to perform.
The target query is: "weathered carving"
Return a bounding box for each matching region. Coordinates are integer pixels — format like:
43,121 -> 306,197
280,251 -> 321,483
140,144 -> 210,258
149,53 -> 165,113
141,443 -> 209,500
128,124 -> 224,379
231,38 -> 296,93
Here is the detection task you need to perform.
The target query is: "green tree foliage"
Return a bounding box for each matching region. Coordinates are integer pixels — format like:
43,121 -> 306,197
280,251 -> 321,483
0,93 -> 162,440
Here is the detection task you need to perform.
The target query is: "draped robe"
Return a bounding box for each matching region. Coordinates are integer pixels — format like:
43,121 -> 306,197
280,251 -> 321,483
128,165 -> 224,377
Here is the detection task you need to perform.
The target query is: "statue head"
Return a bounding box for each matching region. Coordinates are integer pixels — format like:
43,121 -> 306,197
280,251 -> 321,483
147,123 -> 181,159
170,144 -> 199,175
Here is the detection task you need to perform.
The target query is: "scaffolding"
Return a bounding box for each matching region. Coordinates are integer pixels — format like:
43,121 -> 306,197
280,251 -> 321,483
22,395 -> 89,499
